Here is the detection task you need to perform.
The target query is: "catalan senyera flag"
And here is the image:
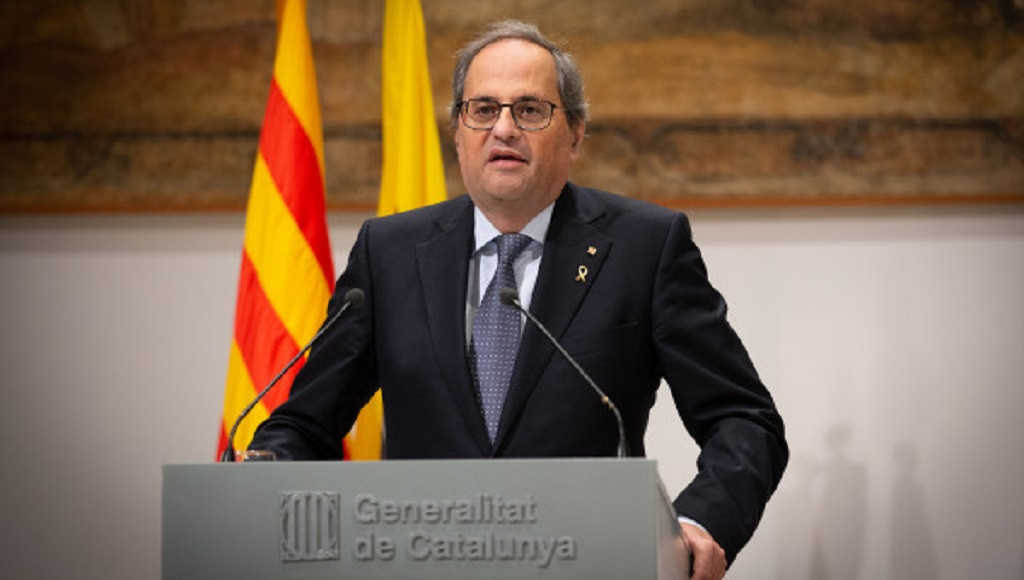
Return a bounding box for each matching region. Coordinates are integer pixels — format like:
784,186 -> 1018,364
218,0 -> 337,460
342,0 -> 447,460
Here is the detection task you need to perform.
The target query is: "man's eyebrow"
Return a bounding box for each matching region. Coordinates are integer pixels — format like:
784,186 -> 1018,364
464,94 -> 545,102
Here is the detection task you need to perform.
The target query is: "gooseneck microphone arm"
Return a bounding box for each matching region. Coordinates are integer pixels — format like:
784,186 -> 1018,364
220,287 -> 365,462
498,287 -> 629,458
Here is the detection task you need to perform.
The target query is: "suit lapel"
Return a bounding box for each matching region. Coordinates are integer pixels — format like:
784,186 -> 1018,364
416,197 -> 491,454
494,185 -> 612,453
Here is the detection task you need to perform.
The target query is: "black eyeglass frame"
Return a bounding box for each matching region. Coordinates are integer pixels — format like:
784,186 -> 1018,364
456,98 -> 560,131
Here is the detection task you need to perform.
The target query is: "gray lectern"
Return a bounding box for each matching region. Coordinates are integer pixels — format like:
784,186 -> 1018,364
163,458 -> 688,579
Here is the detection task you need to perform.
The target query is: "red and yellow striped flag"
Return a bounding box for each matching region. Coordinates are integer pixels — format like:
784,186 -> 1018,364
342,0 -> 447,460
218,0 -> 336,460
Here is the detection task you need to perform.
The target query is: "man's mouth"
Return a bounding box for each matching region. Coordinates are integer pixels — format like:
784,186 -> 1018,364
488,149 -> 526,165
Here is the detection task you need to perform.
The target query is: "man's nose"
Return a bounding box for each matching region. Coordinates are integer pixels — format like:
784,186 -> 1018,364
490,106 -> 520,139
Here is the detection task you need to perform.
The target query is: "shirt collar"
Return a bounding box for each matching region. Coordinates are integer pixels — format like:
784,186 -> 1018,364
473,202 -> 554,254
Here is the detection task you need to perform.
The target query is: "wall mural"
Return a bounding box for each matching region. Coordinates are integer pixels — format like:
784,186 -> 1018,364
1,0 -> 1021,212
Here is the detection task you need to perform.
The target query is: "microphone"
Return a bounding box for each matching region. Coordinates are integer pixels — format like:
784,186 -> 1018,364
220,287 -> 365,462
499,287 -> 628,458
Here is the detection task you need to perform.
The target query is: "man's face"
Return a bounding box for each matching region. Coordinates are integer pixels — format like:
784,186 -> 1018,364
454,39 -> 585,219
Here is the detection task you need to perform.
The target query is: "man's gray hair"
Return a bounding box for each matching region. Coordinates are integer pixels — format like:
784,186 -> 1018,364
450,20 -> 589,132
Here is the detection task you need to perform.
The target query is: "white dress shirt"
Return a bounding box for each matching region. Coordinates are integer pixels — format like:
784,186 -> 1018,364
465,203 -> 553,343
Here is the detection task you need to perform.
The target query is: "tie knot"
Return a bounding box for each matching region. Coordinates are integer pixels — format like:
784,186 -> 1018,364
495,233 -> 532,267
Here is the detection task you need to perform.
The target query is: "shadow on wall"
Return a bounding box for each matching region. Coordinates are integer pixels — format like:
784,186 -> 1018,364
773,423 -> 868,580
773,424 -> 947,580
889,444 -> 938,579
812,424 -> 867,580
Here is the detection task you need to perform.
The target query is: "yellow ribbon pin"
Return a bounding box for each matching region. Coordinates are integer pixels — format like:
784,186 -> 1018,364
575,265 -> 588,282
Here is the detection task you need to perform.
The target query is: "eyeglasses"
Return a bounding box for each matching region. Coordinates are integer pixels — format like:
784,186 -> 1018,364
458,98 -> 559,131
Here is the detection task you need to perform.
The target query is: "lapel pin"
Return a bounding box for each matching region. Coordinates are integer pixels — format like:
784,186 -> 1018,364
575,265 -> 588,283
587,246 -> 597,256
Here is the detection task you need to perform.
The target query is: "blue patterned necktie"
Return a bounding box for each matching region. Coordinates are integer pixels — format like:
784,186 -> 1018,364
471,233 -> 532,442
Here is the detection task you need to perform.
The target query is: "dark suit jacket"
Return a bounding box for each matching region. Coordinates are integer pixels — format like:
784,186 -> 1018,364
251,183 -> 787,562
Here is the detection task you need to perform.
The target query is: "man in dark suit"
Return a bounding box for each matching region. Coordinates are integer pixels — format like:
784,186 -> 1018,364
250,20 -> 787,579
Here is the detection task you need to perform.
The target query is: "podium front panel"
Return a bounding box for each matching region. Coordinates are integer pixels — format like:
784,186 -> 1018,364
163,458 -> 684,580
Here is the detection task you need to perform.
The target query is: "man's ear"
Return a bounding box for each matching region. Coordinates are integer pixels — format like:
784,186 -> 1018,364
570,121 -> 586,156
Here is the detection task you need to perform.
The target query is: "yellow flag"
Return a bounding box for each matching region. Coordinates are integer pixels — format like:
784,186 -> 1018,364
343,0 -> 447,460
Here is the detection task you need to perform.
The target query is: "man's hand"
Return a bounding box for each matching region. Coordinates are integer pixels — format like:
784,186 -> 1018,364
678,522 -> 726,580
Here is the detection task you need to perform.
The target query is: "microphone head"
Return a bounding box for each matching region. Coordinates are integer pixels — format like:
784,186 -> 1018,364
499,287 -> 519,306
344,288 -> 365,308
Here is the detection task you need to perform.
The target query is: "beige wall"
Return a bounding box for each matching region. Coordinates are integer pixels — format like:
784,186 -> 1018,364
1,207 -> 1022,578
